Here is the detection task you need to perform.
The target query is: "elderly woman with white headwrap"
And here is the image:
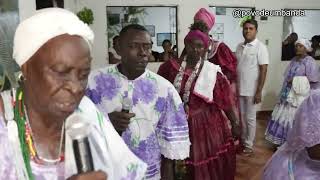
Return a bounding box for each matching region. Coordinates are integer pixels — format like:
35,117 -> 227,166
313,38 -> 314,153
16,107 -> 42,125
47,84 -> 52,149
0,8 -> 147,180
265,38 -> 320,147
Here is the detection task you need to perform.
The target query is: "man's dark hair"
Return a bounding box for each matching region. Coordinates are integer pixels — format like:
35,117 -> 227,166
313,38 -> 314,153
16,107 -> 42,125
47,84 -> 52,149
291,32 -> 298,37
119,24 -> 149,37
243,19 -> 258,30
290,32 -> 298,42
162,39 -> 172,46
312,35 -> 320,42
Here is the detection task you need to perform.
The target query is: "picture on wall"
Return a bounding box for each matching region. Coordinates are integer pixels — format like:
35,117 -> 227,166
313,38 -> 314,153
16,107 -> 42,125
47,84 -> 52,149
157,33 -> 175,46
108,14 -> 120,25
214,33 -> 224,41
213,23 -> 224,34
145,25 -> 155,37
216,7 -> 226,15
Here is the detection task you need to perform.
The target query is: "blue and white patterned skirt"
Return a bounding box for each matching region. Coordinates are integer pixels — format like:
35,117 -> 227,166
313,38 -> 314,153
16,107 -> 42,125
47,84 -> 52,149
265,102 -> 297,145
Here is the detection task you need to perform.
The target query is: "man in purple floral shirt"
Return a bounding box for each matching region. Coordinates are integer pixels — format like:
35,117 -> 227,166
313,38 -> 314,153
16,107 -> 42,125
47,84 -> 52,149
86,24 -> 190,180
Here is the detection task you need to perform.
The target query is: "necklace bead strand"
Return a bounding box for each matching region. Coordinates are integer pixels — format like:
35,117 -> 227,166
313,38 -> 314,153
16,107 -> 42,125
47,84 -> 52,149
13,87 -> 65,180
24,105 -> 65,165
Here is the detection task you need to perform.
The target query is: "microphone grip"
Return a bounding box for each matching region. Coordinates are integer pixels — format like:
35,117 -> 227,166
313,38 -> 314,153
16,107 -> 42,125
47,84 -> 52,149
73,137 -> 94,173
121,109 -> 130,113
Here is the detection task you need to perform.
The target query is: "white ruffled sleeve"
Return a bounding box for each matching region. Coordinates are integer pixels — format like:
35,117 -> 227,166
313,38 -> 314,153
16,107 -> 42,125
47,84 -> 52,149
65,96 -> 147,180
155,88 -> 190,160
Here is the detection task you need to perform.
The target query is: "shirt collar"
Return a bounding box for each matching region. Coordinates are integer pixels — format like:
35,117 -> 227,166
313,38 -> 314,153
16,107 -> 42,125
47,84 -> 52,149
115,64 -> 148,81
242,38 -> 258,47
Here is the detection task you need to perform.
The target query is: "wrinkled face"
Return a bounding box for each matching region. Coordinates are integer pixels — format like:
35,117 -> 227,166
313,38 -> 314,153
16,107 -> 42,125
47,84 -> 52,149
307,144 -> 320,160
22,34 -> 91,119
243,23 -> 257,42
185,38 -> 206,62
119,29 -> 152,74
295,43 -> 307,56
162,41 -> 172,52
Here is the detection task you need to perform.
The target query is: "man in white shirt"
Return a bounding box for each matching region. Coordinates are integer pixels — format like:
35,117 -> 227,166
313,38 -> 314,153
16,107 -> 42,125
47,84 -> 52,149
87,24 -> 190,180
236,19 -> 269,155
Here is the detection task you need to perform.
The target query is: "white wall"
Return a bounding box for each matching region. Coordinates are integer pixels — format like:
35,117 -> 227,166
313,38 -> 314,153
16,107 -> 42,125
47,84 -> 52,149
291,10 -> 320,39
64,0 -> 254,78
22,0 -> 320,110
209,7 -> 252,52
18,0 -> 36,20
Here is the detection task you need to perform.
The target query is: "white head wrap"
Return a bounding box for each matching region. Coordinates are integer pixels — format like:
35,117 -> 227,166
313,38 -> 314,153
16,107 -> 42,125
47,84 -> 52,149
13,8 -> 94,67
295,38 -> 312,52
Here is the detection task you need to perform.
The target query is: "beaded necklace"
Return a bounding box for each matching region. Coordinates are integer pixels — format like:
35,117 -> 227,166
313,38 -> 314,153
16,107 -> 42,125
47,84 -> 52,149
13,87 -> 64,180
173,59 -> 203,116
24,107 -> 65,164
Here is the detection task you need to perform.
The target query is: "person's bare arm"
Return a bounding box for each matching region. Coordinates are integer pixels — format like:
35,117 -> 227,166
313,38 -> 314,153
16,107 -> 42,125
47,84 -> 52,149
254,64 -> 268,104
161,156 -> 174,180
224,108 -> 241,138
67,170 -> 107,180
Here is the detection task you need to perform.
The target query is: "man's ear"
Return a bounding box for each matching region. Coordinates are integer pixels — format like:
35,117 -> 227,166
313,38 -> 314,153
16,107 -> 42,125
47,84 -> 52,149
118,38 -> 124,56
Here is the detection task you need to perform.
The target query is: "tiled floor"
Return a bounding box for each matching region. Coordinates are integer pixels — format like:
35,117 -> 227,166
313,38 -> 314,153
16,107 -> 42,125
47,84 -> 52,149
235,112 -> 275,180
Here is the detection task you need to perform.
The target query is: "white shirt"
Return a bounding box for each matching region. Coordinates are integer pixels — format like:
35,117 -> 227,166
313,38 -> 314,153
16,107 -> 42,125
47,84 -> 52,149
86,65 -> 191,179
236,38 -> 269,96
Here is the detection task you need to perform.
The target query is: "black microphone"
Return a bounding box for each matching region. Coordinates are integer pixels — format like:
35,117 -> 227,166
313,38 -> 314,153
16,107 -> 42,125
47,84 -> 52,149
117,97 -> 133,135
66,114 -> 94,173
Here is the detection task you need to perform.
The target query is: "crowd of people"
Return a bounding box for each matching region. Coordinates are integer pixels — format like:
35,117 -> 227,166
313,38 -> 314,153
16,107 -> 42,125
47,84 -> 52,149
0,6 -> 320,180
282,32 -> 320,60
